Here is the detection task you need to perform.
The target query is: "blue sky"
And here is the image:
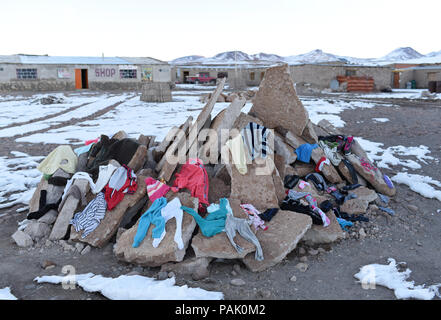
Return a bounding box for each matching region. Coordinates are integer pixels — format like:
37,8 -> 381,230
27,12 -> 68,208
1,0 -> 440,60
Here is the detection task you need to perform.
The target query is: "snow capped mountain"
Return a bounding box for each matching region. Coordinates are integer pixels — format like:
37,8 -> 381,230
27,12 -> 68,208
251,52 -> 284,61
212,51 -> 252,61
170,55 -> 205,64
284,49 -> 346,64
381,47 -> 424,61
171,47 -> 441,66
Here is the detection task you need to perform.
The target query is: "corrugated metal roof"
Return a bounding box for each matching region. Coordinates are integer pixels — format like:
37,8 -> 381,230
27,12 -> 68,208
0,55 -> 21,63
18,55 -> 132,65
121,56 -> 168,65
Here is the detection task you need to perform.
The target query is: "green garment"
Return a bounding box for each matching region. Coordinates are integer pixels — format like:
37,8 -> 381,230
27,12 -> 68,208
181,198 -> 228,237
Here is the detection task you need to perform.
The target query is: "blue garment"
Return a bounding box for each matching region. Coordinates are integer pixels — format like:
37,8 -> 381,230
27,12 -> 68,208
182,198 -> 228,237
132,197 -> 167,248
337,217 -> 353,231
378,194 -> 389,205
74,144 -> 93,156
295,143 -> 318,163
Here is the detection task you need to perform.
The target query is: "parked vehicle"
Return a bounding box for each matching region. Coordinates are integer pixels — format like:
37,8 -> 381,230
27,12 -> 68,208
186,73 -> 217,84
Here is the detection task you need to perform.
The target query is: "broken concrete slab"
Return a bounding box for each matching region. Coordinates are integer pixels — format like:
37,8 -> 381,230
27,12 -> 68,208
292,162 -> 315,177
274,133 -> 297,165
199,97 -> 246,164
28,177 -> 48,213
24,221 -> 51,240
112,130 -> 129,140
69,175 -> 149,248
340,198 -> 369,214
190,198 -> 257,260
228,157 -> 279,211
351,186 -> 378,203
114,192 -> 198,267
127,145 -> 147,173
38,209 -> 58,225
301,211 -> 345,245
232,112 -> 263,131
12,230 -> 33,247
301,120 -> 319,144
346,153 -> 396,197
49,179 -> 90,241
241,210 -> 312,272
250,64 -> 309,136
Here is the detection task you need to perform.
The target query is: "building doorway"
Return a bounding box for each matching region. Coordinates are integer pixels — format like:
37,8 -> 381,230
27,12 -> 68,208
75,69 -> 89,89
183,71 -> 189,83
393,72 -> 400,89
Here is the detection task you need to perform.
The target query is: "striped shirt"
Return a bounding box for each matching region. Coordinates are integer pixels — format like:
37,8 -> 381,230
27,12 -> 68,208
240,122 -> 272,161
70,192 -> 107,238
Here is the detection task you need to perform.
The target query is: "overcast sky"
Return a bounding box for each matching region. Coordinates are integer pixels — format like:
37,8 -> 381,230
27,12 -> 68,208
1,0 -> 440,61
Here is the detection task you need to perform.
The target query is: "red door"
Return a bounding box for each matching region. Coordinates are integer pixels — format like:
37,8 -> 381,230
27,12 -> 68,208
75,69 -> 82,89
393,72 -> 400,88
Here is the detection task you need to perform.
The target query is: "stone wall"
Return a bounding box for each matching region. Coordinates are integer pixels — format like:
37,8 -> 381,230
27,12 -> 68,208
140,82 -> 172,102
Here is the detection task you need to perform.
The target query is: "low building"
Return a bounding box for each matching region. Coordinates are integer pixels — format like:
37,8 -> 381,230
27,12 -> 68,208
393,64 -> 441,89
0,54 -> 171,92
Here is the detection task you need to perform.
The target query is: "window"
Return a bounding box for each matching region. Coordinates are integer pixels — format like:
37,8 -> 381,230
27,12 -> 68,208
250,72 -> 255,80
17,68 -> 37,79
119,69 -> 137,79
345,69 -> 356,77
0,67 -> 4,71
200,72 -> 209,78
261,71 -> 265,79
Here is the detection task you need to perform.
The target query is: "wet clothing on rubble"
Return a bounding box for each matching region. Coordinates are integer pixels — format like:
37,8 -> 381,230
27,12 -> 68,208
70,192 -> 107,238
132,197 -> 167,248
224,199 -> 264,261
145,177 -> 171,202
104,165 -> 137,211
37,145 -> 78,175
304,173 -> 328,191
86,135 -> 140,179
295,143 -> 318,163
152,197 -> 184,250
27,190 -> 62,220
181,198 -> 228,237
241,122 -> 272,160
239,204 -> 268,231
226,134 -> 249,175
281,196 -> 324,225
318,135 -> 354,155
172,158 -> 209,210
258,208 -> 279,222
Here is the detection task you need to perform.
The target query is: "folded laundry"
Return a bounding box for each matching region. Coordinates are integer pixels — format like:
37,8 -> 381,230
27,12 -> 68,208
295,143 -> 318,163
37,145 -> 78,175
70,192 -> 107,238
132,197 -> 167,248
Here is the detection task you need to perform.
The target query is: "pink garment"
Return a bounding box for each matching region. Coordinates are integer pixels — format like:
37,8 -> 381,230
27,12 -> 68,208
85,138 -> 99,145
240,204 -> 268,231
145,177 -> 171,202
298,180 -> 310,189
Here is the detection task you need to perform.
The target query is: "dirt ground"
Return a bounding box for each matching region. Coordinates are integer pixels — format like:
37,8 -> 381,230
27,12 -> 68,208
1,92 -> 440,300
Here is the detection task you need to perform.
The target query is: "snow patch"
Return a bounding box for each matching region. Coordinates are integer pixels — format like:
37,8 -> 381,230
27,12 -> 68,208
354,258 -> 441,300
0,287 -> 17,300
34,273 -> 223,300
0,151 -> 43,209
372,118 -> 389,123
391,172 -> 441,202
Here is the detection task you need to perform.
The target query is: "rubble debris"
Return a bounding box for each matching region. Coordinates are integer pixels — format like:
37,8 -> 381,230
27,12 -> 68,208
16,62 -> 397,279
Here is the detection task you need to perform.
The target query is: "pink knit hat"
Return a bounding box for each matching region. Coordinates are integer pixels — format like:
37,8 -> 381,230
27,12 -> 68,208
145,177 -> 171,202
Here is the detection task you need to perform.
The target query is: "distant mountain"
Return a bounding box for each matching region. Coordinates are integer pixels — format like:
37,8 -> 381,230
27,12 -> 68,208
381,47 -> 424,61
170,47 -> 441,66
284,49 -> 346,64
170,55 -> 205,64
212,51 -> 252,61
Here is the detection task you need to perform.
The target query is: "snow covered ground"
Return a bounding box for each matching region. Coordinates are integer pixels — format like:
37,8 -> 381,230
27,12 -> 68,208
340,89 -> 441,100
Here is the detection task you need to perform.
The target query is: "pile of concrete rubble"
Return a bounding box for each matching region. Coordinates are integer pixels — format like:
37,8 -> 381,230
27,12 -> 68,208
12,64 -> 397,278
